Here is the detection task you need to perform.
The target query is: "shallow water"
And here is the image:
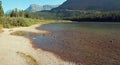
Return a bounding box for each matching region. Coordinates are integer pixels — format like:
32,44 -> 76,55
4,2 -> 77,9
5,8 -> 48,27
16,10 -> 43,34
25,22 -> 120,65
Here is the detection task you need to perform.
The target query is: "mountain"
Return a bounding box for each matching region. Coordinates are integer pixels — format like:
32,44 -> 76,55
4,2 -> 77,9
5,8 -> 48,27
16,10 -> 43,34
26,4 -> 59,12
42,5 -> 59,10
26,4 -> 41,12
53,0 -> 120,11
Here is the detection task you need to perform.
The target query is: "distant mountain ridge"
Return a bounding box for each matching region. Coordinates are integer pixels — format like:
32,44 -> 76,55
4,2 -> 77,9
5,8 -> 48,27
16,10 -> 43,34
42,5 -> 59,10
53,0 -> 120,11
26,4 -> 59,12
26,4 -> 41,12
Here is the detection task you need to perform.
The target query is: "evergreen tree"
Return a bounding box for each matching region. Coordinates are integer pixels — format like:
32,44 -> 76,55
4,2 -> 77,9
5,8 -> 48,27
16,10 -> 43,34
0,1 -> 4,17
10,8 -> 19,17
14,8 -> 19,17
10,10 -> 15,17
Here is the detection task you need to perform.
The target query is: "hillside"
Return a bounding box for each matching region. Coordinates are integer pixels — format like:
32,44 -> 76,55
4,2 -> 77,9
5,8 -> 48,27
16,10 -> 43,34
53,0 -> 120,11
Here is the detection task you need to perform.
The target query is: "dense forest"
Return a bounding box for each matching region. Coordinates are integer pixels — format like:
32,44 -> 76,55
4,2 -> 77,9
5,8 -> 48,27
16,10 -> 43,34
26,10 -> 120,22
7,9 -> 120,22
51,10 -> 120,22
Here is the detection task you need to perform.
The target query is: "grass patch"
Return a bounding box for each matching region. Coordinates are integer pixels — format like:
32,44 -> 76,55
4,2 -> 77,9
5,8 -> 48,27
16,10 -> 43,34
0,17 -> 37,28
11,31 -> 29,36
0,24 -> 3,33
0,17 -> 70,28
17,52 -> 40,65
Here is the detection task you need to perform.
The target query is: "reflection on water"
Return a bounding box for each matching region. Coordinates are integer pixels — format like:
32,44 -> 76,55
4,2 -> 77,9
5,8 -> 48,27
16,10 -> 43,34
25,22 -> 120,65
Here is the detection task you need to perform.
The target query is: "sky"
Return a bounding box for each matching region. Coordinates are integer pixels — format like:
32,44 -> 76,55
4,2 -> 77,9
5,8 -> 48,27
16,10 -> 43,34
1,0 -> 66,12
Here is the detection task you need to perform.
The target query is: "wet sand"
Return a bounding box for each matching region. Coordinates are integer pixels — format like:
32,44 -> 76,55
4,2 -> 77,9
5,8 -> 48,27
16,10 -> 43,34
27,22 -> 120,65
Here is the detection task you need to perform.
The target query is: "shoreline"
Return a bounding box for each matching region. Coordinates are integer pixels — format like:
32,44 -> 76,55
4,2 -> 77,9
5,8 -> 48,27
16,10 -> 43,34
0,22 -> 78,65
27,22 -> 120,65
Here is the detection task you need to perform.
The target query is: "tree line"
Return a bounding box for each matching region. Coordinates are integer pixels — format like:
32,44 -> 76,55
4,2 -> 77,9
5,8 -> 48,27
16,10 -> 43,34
0,1 -> 4,17
7,9 -> 120,22
51,10 -> 120,22
8,8 -> 36,19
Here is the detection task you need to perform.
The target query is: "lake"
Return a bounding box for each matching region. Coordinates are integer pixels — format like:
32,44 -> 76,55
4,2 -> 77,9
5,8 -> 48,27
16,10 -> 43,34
25,22 -> 120,65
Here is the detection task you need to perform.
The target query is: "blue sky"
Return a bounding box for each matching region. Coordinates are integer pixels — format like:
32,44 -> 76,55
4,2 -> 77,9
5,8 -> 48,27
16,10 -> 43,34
1,0 -> 66,12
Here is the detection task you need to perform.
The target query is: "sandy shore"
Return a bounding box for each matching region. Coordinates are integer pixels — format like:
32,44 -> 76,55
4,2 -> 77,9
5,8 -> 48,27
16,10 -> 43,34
0,24 -> 78,65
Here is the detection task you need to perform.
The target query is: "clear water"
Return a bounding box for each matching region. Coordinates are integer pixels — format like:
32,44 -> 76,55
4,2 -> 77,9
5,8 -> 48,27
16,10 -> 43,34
25,22 -> 120,64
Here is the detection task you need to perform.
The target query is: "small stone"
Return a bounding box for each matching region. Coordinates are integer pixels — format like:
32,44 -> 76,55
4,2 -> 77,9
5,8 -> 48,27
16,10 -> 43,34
109,40 -> 113,43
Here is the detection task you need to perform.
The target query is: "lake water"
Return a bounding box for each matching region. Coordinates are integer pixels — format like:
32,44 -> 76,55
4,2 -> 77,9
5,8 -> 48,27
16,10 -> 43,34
25,22 -> 120,65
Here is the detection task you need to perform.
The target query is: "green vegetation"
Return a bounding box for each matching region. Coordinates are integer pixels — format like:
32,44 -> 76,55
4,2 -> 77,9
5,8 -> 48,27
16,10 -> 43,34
0,17 -> 41,28
9,8 -> 36,19
11,31 -> 29,36
0,1 -> 4,17
0,1 -> 4,32
0,24 -> 2,28
34,11 -> 60,20
32,9 -> 120,22
17,52 -> 40,65
0,17 -> 68,28
51,10 -> 120,22
0,25 -> 3,33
